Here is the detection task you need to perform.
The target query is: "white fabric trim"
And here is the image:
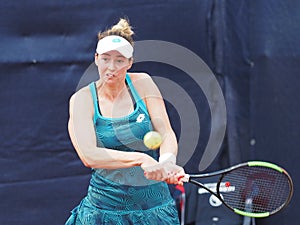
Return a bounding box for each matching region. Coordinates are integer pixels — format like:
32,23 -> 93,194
159,153 -> 176,164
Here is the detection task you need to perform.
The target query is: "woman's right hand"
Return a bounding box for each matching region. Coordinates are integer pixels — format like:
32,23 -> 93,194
141,154 -> 185,185
141,154 -> 168,181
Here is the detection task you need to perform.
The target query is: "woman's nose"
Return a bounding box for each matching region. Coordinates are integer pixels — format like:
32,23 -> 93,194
108,61 -> 116,70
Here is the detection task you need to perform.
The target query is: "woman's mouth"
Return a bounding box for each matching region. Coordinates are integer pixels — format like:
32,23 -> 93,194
106,73 -> 115,78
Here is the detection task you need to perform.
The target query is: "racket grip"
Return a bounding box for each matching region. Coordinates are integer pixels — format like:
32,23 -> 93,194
178,174 -> 190,182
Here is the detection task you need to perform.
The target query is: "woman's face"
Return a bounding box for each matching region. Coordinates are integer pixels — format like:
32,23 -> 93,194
95,50 -> 132,84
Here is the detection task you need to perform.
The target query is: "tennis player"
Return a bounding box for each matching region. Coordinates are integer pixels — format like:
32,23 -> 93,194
65,18 -> 185,224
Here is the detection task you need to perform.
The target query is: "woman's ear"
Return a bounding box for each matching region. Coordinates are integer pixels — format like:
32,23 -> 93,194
127,58 -> 133,70
94,53 -> 98,66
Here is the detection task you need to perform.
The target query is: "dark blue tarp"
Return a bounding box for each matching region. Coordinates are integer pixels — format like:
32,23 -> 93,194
0,0 -> 299,224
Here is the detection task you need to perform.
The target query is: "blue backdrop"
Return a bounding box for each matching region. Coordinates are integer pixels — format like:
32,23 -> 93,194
0,1 -> 299,224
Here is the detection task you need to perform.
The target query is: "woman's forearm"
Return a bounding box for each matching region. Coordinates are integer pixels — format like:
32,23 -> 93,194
159,130 -> 178,157
77,146 -> 149,169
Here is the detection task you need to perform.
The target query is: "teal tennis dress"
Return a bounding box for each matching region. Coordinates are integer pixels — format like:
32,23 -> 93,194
65,74 -> 180,225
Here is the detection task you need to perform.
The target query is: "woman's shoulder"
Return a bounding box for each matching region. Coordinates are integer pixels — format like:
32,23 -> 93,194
128,72 -> 151,82
69,84 -> 93,107
71,85 -> 91,98
127,72 -> 156,88
127,72 -> 160,97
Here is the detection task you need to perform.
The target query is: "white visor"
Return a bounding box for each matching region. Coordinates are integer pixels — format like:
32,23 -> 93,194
96,35 -> 133,58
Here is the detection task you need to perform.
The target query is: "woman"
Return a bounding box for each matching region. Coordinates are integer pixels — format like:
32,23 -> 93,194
65,18 -> 185,225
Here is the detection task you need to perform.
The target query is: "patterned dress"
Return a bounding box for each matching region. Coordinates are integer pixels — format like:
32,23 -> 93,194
65,74 -> 180,225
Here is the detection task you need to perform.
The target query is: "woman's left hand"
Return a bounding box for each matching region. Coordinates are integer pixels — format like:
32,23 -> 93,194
143,162 -> 186,185
161,162 -> 186,185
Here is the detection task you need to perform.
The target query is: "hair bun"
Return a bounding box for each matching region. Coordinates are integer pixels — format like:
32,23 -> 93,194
98,18 -> 134,45
111,18 -> 134,37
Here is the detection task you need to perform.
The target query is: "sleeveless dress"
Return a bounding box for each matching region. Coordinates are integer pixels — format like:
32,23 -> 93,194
65,74 -> 180,225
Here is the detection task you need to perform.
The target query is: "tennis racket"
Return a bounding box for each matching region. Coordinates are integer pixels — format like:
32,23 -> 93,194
180,161 -> 293,218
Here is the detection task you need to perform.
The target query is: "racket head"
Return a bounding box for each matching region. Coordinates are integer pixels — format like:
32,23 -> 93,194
218,161 -> 293,218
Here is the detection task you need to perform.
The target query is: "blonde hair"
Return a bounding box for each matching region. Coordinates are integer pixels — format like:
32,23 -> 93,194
98,18 -> 134,46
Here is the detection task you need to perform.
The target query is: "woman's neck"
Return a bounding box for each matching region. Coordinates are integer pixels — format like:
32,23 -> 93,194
96,80 -> 127,101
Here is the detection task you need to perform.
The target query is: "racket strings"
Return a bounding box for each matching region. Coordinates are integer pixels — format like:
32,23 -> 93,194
220,166 -> 291,214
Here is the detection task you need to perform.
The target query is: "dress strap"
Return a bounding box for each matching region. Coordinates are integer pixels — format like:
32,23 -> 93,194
125,74 -> 149,115
88,82 -> 101,123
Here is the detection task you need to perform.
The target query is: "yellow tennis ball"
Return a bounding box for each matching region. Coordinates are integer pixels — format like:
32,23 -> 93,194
143,131 -> 162,150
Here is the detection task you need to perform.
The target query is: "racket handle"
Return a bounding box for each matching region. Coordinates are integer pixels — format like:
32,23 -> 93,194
178,174 -> 190,182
